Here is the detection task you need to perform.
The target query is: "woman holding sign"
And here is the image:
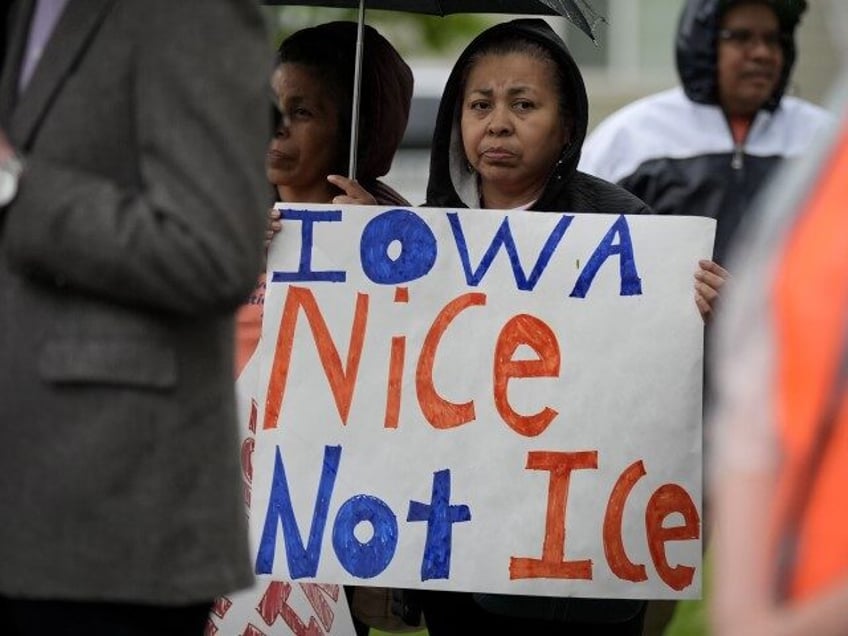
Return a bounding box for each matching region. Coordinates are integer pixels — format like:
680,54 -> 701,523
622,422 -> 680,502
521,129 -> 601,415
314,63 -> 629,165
412,17 -> 721,636
236,21 -> 423,636
417,19 -> 650,636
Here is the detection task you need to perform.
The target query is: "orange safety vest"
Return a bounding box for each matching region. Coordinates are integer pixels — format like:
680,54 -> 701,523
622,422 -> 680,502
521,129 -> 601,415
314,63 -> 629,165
771,114 -> 848,602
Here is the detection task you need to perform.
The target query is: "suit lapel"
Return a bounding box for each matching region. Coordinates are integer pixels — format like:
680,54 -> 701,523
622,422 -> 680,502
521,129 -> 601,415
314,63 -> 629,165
0,0 -> 35,127
11,0 -> 115,148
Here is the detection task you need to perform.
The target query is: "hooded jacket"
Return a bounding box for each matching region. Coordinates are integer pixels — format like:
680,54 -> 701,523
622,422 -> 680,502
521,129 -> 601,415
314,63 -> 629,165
579,0 -> 833,265
426,18 -> 650,218
422,18 -> 648,628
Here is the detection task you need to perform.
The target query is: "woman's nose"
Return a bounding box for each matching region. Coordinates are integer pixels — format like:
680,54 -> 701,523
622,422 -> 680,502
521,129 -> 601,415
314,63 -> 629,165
487,104 -> 512,135
276,112 -> 292,135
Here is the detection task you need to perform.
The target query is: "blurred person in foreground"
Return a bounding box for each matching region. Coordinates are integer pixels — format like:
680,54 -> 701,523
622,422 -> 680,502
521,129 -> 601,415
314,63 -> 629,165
0,1 -> 272,634
237,20 -> 424,636
708,77 -> 848,636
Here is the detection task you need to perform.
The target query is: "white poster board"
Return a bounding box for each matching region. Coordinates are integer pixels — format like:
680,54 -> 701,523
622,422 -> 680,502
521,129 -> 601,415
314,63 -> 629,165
247,204 -> 714,607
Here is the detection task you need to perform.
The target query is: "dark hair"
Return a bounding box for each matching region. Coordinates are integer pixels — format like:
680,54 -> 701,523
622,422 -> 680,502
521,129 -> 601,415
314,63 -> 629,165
458,36 -> 571,131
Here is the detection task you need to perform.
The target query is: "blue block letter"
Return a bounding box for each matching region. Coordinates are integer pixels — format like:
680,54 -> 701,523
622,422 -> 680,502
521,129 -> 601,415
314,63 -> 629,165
407,469 -> 472,580
361,209 -> 437,284
272,209 -> 346,283
333,495 -> 399,578
255,445 -> 341,577
449,212 -> 572,291
570,215 -> 642,298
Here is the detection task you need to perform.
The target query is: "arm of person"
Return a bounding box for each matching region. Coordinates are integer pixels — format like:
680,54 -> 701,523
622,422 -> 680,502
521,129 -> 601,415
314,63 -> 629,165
3,0 -> 271,315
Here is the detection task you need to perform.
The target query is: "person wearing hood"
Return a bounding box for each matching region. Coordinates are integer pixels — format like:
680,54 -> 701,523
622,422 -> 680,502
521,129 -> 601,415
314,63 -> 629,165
411,17 -> 666,636
236,21 -> 415,375
333,17 -> 725,633
580,3 -> 833,633
418,16 -> 723,321
580,0 -> 833,491
268,20 -> 413,208
579,0 -> 833,268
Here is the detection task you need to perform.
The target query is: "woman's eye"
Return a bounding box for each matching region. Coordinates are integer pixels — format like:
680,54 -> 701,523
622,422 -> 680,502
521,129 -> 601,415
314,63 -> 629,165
513,100 -> 534,111
469,100 -> 490,112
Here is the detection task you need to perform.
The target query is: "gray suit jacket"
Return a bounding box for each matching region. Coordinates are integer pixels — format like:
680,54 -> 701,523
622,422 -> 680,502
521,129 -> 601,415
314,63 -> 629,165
0,0 -> 271,604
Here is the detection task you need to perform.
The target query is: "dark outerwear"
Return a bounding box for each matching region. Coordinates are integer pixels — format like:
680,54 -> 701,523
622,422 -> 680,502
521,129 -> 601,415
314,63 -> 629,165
420,18 -> 650,633
0,0 -> 270,603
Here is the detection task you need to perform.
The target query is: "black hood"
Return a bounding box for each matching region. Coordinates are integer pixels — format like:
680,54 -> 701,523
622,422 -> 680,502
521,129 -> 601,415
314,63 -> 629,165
426,18 -> 588,208
675,0 -> 807,112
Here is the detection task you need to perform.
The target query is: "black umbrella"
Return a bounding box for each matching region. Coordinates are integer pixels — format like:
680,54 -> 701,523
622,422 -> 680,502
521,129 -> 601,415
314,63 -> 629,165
266,1 -> 605,42
265,0 -> 605,177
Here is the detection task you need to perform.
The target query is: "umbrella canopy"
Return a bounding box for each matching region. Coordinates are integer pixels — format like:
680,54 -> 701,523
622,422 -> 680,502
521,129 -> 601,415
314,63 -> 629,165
265,0 -> 604,177
264,0 -> 605,43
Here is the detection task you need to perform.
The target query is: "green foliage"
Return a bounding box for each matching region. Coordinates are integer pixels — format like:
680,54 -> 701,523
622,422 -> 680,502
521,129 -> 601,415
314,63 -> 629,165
262,6 -> 496,56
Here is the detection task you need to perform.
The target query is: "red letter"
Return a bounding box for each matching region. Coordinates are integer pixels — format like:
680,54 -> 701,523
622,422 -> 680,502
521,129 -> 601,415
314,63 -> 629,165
493,313 -> 560,436
510,450 -> 597,580
646,483 -> 700,591
416,292 -> 486,429
603,460 -> 648,582
264,286 -> 368,429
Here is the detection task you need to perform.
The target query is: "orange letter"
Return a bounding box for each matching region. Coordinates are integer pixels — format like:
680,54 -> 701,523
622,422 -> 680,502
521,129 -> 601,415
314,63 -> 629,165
416,292 -> 486,429
603,460 -> 648,582
384,335 -> 405,429
264,286 -> 368,429
510,450 -> 597,580
646,483 -> 700,591
493,313 -> 560,436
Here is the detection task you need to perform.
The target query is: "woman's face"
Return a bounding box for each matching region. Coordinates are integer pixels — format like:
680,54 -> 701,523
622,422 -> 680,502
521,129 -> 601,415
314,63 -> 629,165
266,63 -> 343,201
461,51 -> 568,207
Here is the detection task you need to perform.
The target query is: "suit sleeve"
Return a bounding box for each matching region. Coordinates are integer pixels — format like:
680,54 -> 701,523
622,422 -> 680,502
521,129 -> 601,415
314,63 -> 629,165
4,0 -> 273,315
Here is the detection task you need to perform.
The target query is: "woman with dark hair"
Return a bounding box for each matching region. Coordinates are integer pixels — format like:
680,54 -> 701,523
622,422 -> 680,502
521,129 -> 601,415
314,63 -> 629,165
235,22 -> 423,636
267,20 -> 413,207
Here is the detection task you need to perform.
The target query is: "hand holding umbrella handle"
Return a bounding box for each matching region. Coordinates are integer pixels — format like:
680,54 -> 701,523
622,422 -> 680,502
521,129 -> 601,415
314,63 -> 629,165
327,174 -> 378,205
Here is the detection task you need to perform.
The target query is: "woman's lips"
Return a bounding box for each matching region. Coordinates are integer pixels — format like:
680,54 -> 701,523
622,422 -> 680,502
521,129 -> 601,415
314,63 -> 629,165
480,147 -> 515,161
266,150 -> 293,166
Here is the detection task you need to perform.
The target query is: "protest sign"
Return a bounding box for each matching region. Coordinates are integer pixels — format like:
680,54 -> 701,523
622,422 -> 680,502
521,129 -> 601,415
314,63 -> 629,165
247,204 -> 715,603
